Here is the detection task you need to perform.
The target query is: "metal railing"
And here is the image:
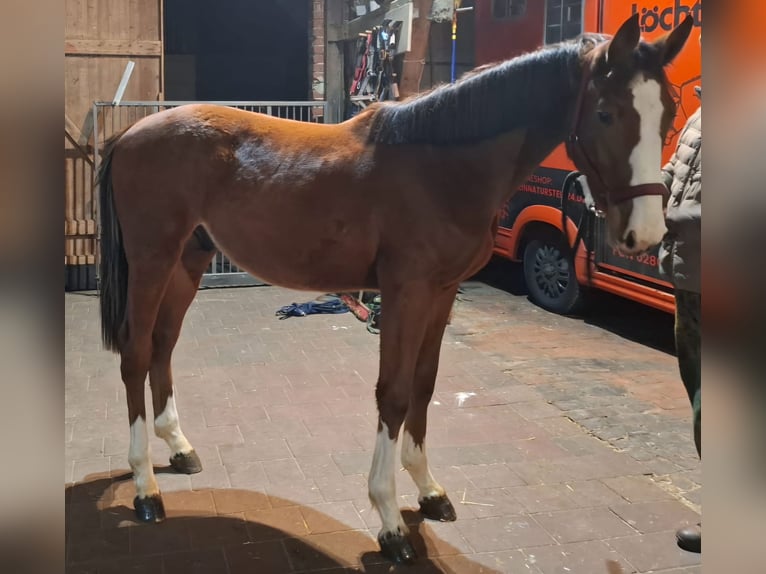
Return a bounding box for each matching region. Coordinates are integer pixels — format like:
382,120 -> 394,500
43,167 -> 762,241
93,100 -> 328,288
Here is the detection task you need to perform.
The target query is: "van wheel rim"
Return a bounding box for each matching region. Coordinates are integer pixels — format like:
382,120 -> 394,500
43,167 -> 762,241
532,245 -> 570,299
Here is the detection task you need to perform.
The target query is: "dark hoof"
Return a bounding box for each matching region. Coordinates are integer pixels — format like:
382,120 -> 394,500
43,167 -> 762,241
676,524 -> 701,553
378,531 -> 417,565
169,450 -> 203,474
134,494 -> 166,523
419,494 -> 457,522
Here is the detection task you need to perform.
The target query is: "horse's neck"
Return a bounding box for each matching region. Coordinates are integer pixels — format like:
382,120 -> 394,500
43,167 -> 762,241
448,127 -> 570,212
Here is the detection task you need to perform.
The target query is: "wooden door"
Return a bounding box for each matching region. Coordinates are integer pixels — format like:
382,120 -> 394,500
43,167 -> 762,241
64,0 -> 163,289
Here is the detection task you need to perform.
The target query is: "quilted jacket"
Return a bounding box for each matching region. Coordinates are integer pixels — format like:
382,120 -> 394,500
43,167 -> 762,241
659,91 -> 701,294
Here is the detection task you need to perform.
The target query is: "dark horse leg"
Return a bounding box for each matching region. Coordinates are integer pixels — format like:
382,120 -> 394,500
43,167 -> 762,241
150,231 -> 216,475
402,285 -> 459,522
368,279 -> 435,564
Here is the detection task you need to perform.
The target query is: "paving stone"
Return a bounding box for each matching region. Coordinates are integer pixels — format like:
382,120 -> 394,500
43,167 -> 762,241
606,531 -> 702,572
300,501 -> 367,534
284,530 -> 381,570
608,501 -> 700,534
438,550 -> 542,573
238,417 -> 309,441
245,506 -> 310,541
408,519 -> 475,559
532,507 -> 637,544
223,540 -> 293,574
72,457 -> 111,483
263,458 -> 305,484
97,556 -> 165,574
163,548 -> 229,574
203,406 -> 268,427
332,451 -> 376,476
507,480 -> 627,514
314,473 -> 370,503
224,461 -> 269,490
190,464 -> 231,490
219,440 -> 291,464
454,487 -> 527,519
553,435 -> 614,457
156,472 -> 193,494
295,454 -> 346,481
161,490 -> 216,517
287,434 -> 367,458
266,478 -> 326,507
130,520 -> 191,557
454,515 -> 555,553
522,540 -> 634,574
427,465 -> 475,492
212,488 -> 271,514
188,513 -> 251,549
511,401 -> 564,420
458,463 -> 526,489
601,475 -> 676,503
507,461 -> 588,486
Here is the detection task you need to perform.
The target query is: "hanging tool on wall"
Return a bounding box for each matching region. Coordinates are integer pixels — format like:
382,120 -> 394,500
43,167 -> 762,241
349,19 -> 403,109
450,0 -> 474,83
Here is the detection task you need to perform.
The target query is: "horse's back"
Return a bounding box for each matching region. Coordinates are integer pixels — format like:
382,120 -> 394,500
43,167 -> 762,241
119,103 -> 352,149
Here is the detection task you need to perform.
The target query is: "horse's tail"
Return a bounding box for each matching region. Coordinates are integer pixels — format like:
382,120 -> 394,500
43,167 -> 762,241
97,130 -> 129,353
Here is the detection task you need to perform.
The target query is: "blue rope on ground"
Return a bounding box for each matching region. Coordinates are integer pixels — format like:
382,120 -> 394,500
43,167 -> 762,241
275,297 -> 350,320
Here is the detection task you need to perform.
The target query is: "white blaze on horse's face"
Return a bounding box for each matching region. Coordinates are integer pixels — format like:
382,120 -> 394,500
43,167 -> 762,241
611,75 -> 667,254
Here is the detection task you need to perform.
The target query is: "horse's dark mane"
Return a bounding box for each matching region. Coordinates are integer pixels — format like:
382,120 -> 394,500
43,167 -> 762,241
367,35 -> 607,147
366,31 -> 673,147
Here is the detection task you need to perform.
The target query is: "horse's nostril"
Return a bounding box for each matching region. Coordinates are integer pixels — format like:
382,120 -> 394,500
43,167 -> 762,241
624,231 -> 636,250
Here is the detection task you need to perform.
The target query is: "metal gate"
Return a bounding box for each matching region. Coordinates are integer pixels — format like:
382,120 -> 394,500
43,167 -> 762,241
93,100 -> 328,288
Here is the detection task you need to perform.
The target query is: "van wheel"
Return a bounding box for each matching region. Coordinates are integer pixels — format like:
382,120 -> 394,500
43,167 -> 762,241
523,237 -> 583,315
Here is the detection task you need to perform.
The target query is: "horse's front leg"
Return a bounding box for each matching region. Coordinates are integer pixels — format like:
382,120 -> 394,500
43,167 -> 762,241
402,285 -> 459,522
368,281 -> 433,565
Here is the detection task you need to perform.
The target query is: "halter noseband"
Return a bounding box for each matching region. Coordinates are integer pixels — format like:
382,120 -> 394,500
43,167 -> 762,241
566,62 -> 669,212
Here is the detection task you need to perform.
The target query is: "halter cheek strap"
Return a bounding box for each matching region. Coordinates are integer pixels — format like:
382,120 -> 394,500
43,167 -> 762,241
566,63 -> 669,211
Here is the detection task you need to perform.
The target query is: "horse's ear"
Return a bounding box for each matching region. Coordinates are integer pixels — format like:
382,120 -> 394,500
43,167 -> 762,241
655,14 -> 694,65
607,13 -> 641,68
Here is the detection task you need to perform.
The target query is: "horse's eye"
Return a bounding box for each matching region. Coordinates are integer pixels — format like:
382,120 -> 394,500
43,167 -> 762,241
597,110 -> 613,125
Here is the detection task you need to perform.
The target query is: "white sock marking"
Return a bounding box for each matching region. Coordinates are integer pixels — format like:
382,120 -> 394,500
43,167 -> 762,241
154,395 -> 193,456
129,416 -> 159,498
369,421 -> 407,536
624,76 -> 667,251
401,430 -> 444,500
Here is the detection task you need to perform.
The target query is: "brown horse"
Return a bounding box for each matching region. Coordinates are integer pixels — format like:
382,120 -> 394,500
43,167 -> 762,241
96,14 -> 693,564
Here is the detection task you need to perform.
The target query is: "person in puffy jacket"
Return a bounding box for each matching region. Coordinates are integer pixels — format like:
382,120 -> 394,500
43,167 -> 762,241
658,86 -> 701,554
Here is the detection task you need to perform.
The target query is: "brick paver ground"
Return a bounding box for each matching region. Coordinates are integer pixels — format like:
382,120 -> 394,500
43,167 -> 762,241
65,262 -> 701,573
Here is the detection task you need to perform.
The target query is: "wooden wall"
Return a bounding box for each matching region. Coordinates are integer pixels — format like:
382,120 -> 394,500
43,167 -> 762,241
64,0 -> 162,286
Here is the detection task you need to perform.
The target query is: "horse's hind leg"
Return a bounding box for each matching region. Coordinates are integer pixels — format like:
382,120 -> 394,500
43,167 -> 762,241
150,231 -> 216,474
402,285 -> 459,522
120,254 -> 184,523
368,281 -> 433,564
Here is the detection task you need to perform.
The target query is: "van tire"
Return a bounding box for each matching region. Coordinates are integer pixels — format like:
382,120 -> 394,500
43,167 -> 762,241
523,237 -> 583,315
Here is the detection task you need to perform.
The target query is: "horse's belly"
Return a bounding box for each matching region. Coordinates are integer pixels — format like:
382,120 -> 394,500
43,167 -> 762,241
204,215 -> 379,292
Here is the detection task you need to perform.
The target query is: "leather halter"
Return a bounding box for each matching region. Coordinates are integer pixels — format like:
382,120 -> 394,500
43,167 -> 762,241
566,63 -> 669,211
